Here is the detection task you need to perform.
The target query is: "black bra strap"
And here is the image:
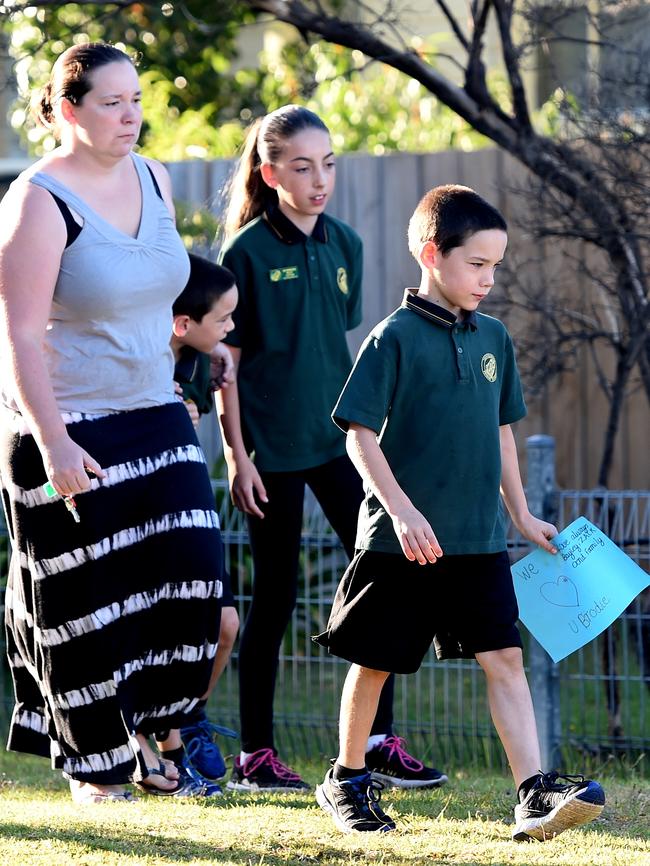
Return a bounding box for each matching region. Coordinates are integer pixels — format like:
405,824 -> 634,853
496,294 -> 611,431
51,193 -> 82,248
146,164 -> 163,200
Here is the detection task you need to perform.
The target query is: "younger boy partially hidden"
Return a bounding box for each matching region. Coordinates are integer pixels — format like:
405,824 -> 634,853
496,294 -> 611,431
170,253 -> 240,786
314,185 -> 605,841
172,253 -> 238,426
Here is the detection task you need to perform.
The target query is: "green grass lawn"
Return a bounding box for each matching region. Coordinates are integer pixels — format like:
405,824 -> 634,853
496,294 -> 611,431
0,752 -> 647,866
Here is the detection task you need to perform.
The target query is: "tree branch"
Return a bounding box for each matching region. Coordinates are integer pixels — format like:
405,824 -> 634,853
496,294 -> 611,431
434,0 -> 468,51
492,0 -> 532,131
247,0 -> 524,149
246,0 -> 649,321
464,0 -> 504,119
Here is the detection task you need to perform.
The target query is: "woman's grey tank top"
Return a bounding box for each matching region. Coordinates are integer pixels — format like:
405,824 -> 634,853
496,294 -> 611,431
11,153 -> 190,414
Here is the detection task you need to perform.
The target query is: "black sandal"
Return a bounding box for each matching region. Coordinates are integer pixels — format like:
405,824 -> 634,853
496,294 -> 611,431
135,761 -> 186,797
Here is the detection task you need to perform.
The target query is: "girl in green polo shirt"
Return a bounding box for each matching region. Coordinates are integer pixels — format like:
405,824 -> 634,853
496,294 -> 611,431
216,105 -> 445,792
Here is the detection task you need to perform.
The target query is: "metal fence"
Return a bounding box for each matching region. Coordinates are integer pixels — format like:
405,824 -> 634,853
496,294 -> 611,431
214,440 -> 650,774
550,487 -> 649,768
0,436 -> 648,775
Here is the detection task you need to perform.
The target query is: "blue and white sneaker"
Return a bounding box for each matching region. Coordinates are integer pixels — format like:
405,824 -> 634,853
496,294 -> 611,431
181,712 -> 237,780
176,759 -> 223,798
513,771 -> 605,841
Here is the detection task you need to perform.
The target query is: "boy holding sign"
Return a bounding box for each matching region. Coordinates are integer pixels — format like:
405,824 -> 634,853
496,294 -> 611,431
314,185 -> 605,840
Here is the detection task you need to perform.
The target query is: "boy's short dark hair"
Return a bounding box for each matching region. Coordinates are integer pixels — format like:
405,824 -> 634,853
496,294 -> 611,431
407,184 -> 507,259
173,253 -> 236,322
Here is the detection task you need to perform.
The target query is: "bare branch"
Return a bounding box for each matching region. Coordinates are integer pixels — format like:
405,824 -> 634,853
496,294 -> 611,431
247,0 -> 521,141
492,0 -> 532,131
464,1 -> 502,117
434,0 -> 469,51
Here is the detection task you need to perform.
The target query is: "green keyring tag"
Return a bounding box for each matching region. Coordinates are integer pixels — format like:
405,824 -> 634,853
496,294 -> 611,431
43,481 -> 57,498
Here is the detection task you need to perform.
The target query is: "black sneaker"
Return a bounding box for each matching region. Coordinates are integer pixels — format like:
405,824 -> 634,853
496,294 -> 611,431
365,736 -> 448,789
226,748 -> 310,793
513,771 -> 605,841
316,768 -> 396,833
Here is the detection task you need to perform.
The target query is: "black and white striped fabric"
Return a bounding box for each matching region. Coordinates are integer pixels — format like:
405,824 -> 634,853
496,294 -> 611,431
1,401 -> 223,784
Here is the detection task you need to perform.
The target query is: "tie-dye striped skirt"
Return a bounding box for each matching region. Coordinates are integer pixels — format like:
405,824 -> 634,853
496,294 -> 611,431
0,401 -> 223,784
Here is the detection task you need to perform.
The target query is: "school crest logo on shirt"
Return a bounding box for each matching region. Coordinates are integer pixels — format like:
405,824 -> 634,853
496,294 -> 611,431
270,267 -> 299,282
337,267 -> 349,294
481,353 -> 497,383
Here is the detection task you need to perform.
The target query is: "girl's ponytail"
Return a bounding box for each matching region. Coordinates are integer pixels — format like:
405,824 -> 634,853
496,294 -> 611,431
223,119 -> 276,238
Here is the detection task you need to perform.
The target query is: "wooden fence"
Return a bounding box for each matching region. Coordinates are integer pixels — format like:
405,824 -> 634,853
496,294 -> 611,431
168,148 -> 649,491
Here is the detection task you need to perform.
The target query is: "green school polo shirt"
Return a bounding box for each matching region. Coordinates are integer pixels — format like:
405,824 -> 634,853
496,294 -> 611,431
332,289 -> 527,555
174,347 -> 213,416
219,205 -> 363,472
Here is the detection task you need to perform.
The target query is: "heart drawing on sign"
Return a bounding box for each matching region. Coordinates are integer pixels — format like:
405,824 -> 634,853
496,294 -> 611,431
540,575 -> 580,608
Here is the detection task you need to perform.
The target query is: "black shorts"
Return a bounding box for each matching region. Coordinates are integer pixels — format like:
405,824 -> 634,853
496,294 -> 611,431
313,549 -> 522,674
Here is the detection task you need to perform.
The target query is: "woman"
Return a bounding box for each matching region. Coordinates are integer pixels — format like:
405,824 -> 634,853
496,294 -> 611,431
0,43 -> 223,803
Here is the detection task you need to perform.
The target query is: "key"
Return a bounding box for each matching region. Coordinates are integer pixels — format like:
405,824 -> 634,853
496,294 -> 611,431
63,496 -> 81,523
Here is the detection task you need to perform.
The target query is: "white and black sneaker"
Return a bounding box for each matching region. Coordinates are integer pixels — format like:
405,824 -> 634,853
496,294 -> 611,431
513,771 -> 605,842
316,768 -> 396,833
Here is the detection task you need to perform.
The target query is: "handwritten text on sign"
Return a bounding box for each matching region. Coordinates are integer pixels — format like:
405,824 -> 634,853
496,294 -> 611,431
511,517 -> 649,663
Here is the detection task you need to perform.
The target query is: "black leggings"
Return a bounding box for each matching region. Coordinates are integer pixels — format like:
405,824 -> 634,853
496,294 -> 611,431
238,454 -> 395,752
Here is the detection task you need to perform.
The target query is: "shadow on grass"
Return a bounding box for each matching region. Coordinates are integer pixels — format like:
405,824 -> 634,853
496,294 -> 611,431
0,820 -> 583,866
0,760 -> 644,865
0,810 -> 642,866
0,820 -> 280,864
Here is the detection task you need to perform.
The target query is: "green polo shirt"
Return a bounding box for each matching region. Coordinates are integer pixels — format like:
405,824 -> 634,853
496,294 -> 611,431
219,205 -> 363,472
174,347 -> 213,415
333,289 -> 527,555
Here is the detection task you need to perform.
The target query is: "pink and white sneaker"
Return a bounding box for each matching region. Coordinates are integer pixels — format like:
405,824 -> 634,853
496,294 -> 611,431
227,748 -> 310,792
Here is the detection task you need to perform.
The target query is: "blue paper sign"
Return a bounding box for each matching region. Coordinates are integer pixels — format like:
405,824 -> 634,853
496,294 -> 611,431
511,516 -> 650,663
